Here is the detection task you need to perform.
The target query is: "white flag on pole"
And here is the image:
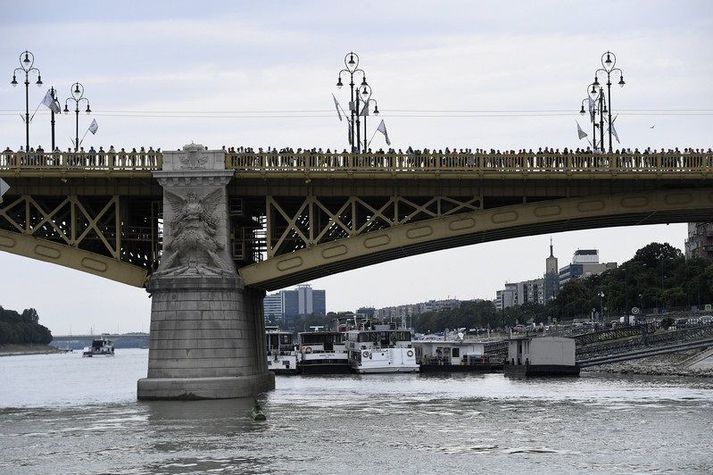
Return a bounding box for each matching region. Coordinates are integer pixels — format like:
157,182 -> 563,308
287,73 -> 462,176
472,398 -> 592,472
587,97 -> 595,122
42,89 -> 61,114
331,93 -> 342,121
610,114 -> 620,144
376,119 -> 391,146
360,102 -> 369,117
88,118 -> 99,135
576,121 -> 588,140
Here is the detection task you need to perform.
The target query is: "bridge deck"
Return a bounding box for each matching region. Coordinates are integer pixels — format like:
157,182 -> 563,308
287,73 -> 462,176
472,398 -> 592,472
1,150 -> 711,179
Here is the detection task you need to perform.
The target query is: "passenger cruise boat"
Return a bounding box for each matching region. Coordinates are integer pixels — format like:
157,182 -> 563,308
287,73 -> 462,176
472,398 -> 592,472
345,325 -> 419,373
82,337 -> 115,357
297,331 -> 350,374
265,327 -> 299,375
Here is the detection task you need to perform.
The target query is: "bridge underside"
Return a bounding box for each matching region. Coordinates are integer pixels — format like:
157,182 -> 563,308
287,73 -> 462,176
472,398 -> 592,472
0,228 -> 148,286
239,188 -> 713,290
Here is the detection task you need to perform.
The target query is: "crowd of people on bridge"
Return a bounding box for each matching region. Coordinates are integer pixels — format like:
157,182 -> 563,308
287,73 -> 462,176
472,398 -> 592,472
0,145 -> 162,168
224,145 -> 713,171
1,144 -> 712,170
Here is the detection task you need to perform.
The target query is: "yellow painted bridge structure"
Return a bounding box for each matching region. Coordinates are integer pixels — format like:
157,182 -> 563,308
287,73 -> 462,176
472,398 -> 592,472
1,148 -> 712,289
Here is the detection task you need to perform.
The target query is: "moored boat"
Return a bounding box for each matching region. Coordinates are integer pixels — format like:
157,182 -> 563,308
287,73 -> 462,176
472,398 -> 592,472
265,327 -> 299,375
413,337 -> 503,372
297,331 -> 350,374
345,325 -> 419,373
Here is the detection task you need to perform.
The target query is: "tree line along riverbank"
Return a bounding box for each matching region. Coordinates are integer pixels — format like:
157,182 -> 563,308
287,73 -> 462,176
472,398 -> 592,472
0,306 -> 56,356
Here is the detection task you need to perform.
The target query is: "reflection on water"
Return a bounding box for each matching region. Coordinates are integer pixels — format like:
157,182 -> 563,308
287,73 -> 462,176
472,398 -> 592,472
1,349 -> 712,474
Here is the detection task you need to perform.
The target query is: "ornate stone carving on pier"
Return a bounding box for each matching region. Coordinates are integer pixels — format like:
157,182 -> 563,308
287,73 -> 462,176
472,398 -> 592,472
155,189 -> 233,277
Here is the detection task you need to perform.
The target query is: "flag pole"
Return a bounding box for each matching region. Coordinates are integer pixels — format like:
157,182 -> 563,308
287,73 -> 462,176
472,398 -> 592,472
79,127 -> 91,147
367,128 -> 379,148
29,100 -> 43,123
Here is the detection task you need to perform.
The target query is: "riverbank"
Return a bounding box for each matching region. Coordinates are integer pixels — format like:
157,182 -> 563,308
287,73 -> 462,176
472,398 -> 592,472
0,344 -> 65,357
583,347 -> 713,377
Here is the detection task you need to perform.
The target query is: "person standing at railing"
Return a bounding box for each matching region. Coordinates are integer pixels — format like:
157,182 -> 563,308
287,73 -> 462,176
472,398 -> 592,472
2,147 -> 12,167
97,146 -> 106,168
88,146 -> 96,167
35,145 -> 45,166
129,147 -> 137,169
146,146 -> 155,167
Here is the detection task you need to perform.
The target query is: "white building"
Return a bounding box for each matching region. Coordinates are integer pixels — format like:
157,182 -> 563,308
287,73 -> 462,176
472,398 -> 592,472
559,249 -> 617,286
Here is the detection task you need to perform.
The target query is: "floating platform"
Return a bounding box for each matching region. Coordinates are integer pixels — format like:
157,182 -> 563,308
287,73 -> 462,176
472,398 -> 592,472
504,364 -> 580,377
419,363 -> 503,373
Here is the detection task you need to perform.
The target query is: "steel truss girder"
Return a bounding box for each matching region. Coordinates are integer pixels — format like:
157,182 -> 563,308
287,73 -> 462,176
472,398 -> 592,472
0,194 -> 156,283
265,195 -> 482,258
242,188 -> 713,290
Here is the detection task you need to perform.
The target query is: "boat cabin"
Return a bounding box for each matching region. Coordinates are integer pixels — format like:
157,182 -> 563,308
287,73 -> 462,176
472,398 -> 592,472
413,340 -> 486,365
266,330 -> 296,355
345,329 -> 413,350
298,331 -> 345,353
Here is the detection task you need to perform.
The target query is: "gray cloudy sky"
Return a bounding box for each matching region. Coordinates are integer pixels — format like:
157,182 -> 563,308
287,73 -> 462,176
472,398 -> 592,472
1,1 -> 712,334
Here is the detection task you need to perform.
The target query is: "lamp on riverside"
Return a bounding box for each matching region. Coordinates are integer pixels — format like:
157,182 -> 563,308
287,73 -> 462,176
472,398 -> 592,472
10,50 -> 43,152
337,52 -> 368,153
63,82 -> 91,152
593,51 -> 625,153
358,83 -> 380,152
598,291 -> 605,323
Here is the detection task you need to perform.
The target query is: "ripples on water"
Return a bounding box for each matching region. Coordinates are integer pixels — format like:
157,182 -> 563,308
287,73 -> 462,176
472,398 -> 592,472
1,349 -> 712,474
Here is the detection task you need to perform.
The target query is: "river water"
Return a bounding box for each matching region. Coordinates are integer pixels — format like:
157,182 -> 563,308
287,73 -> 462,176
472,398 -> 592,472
1,349 -> 712,474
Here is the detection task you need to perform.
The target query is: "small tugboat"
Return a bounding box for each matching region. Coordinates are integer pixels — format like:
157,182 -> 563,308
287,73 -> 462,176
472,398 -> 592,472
297,331 -> 350,374
82,337 -> 115,357
345,324 -> 419,373
265,326 -> 299,375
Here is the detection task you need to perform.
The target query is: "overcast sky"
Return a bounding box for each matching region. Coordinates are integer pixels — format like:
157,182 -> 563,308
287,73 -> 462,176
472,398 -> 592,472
1,1 -> 712,334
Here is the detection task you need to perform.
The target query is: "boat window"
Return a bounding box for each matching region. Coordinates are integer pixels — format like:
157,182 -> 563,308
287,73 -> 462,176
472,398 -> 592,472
452,348 -> 460,357
396,331 -> 411,342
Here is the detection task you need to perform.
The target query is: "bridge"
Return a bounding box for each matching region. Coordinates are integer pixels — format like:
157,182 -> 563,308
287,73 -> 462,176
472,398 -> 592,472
2,145 -> 713,399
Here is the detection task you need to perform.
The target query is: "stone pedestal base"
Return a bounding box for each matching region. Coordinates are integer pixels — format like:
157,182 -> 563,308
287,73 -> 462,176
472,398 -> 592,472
137,374 -> 275,400
137,274 -> 274,400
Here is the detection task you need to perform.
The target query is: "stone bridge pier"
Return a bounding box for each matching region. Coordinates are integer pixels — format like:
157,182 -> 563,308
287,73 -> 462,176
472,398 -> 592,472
137,144 -> 274,400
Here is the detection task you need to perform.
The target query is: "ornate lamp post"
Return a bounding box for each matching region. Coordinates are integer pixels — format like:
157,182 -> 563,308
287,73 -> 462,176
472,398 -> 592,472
358,83 -> 380,151
337,52 -> 368,152
580,86 -> 597,150
593,51 -> 625,152
579,84 -> 607,152
49,87 -> 60,151
10,50 -> 43,151
63,83 -> 91,152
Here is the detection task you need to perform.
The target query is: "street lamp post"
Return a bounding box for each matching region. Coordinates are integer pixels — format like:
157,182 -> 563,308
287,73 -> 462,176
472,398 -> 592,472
63,83 -> 91,152
337,52 -> 367,153
593,51 -> 625,152
580,84 -> 601,151
49,87 -> 60,151
358,84 -> 380,152
598,291 -> 605,323
10,50 -> 43,152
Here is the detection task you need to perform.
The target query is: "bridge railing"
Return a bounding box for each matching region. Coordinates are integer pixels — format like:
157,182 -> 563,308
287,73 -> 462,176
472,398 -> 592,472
0,149 -> 162,171
2,149 -> 712,175
225,151 -> 713,175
